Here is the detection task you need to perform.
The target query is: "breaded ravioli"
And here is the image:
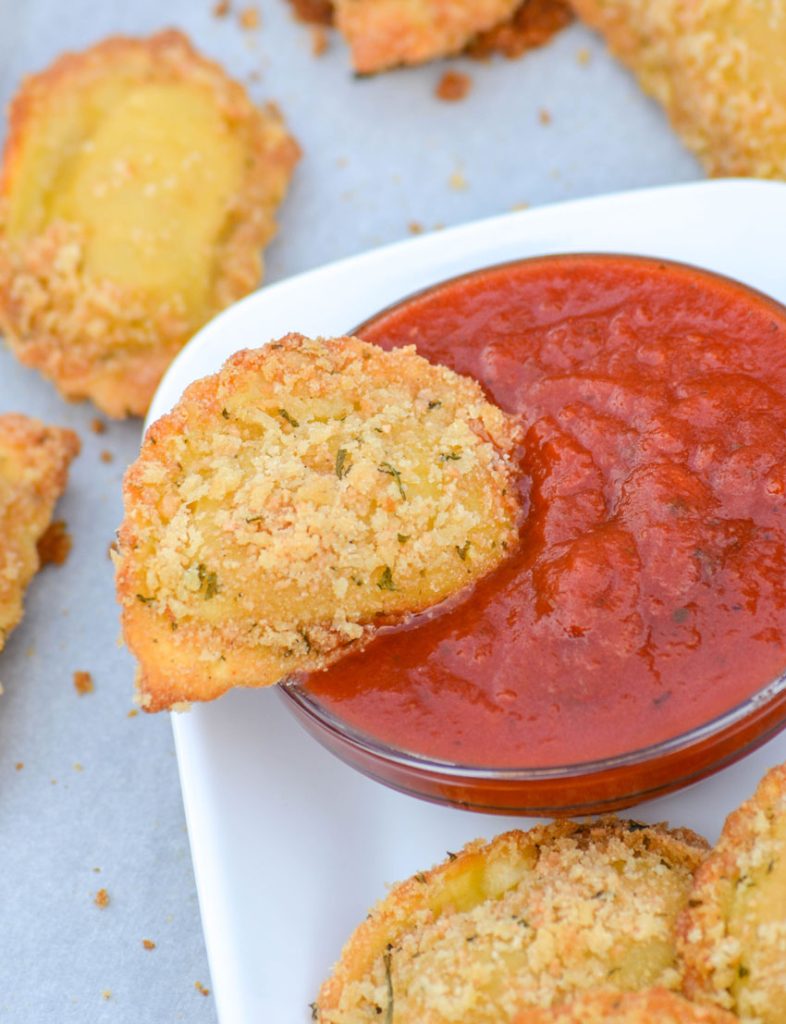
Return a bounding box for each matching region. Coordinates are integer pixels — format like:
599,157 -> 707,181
334,0 -> 522,72
570,0 -> 786,178
679,763 -> 786,1024
116,334 -> 521,711
513,989 -> 738,1024
0,414 -> 79,650
316,819 -> 709,1023
0,30 -> 299,417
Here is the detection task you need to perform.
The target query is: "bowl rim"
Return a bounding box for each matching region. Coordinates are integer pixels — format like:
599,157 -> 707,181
280,249 -> 786,781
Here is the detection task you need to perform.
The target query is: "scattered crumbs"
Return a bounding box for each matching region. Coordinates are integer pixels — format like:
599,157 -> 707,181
102,989 -> 112,1001
449,170 -> 468,191
90,417 -> 106,435
142,938 -> 156,951
577,46 -> 591,66
73,762 -> 84,773
311,25 -> 329,56
37,520 -> 72,566
247,69 -> 261,83
94,888 -> 110,909
73,670 -> 94,696
195,981 -> 211,997
127,709 -> 139,719
239,5 -> 260,29
93,867 -> 102,873
539,107 -> 552,125
14,762 -> 23,771
511,201 -> 530,211
50,778 -> 57,785
435,70 -> 472,102
100,450 -> 114,464
107,539 -> 118,560
212,0 -> 231,15
408,221 -> 424,235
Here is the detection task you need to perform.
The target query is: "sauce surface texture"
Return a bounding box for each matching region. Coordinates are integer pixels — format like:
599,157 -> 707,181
302,255 -> 786,767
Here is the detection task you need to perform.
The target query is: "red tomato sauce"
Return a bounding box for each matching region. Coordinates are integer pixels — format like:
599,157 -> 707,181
300,255 -> 786,768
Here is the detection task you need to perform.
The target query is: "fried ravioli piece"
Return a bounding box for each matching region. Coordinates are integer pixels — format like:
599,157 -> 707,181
315,819 -> 710,1023
0,414 -> 79,650
334,0 -> 522,72
570,0 -> 786,178
116,334 -> 521,711
0,30 -> 299,418
513,989 -> 738,1024
679,763 -> 786,1023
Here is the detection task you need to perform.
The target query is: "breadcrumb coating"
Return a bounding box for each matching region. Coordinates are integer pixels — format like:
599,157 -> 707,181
679,763 -> 786,1024
0,30 -> 299,417
570,0 -> 786,178
0,413 -> 80,651
334,0 -> 522,72
514,988 -> 738,1024
116,334 -> 521,711
316,819 -> 709,1023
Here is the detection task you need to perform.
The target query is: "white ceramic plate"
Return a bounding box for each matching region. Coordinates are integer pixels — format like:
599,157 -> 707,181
147,179 -> 786,1024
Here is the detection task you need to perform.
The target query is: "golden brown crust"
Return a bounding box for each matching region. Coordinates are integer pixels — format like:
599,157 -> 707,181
467,0 -> 573,60
316,818 -> 710,1023
116,334 -> 521,711
513,988 -> 738,1024
334,0 -> 522,72
678,762 -> 786,1023
570,0 -> 786,178
0,30 -> 299,417
0,413 -> 80,649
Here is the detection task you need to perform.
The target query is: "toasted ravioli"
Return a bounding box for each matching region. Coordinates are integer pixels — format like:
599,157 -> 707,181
334,0 -> 522,72
316,819 -> 709,1023
116,334 -> 521,711
0,414 -> 79,650
570,0 -> 786,178
679,763 -> 786,1024
513,989 -> 738,1024
0,30 -> 299,417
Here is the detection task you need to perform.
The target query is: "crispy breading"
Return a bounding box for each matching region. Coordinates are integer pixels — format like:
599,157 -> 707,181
115,334 -> 521,712
513,989 -> 738,1024
0,413 -> 80,650
316,819 -> 710,1023
679,763 -> 786,1024
570,0 -> 786,178
0,30 -> 299,417
334,0 -> 522,72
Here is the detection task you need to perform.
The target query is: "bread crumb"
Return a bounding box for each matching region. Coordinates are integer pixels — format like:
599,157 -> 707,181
408,221 -> 424,235
100,450 -> 114,464
539,107 -> 552,125
37,520 -> 72,566
73,762 -> 84,772
142,938 -> 156,950
93,867 -> 101,873
195,981 -> 211,997
94,888 -> 110,909
127,708 -> 139,718
90,418 -> 106,435
14,762 -> 23,771
212,0 -> 231,15
577,46 -> 591,66
449,170 -> 468,191
73,670 -> 94,696
101,989 -> 112,1001
311,25 -> 329,55
511,201 -> 530,211
239,5 -> 260,29
435,70 -> 472,102
289,0 -> 334,25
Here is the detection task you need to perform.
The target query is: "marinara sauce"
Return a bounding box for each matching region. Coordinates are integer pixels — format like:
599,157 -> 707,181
300,255 -> 786,769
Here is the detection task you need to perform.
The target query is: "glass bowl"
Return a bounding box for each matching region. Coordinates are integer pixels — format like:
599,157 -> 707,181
279,252 -> 786,816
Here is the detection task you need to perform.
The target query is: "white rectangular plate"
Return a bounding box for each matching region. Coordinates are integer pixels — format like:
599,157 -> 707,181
147,179 -> 786,1024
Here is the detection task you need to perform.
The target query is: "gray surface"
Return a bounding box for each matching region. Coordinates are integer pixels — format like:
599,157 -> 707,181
0,2 -> 702,1021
